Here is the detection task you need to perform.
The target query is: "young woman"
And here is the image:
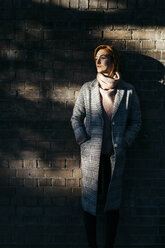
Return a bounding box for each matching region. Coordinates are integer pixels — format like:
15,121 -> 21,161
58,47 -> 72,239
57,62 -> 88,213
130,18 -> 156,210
71,45 -> 141,248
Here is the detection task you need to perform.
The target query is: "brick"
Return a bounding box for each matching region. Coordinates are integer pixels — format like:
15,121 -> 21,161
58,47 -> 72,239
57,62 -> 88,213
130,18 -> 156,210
51,0 -> 60,5
17,169 -> 44,178
133,31 -> 156,40
142,41 -> 155,50
59,0 -> 69,8
36,141 -> 50,150
161,30 -> 165,39
0,160 -> 9,168
72,187 -> 81,196
38,178 -> 52,186
40,80 -> 53,90
24,160 -> 36,168
16,187 -> 43,197
66,178 -> 79,187
109,40 -> 126,50
66,159 -> 79,168
25,81 -> 40,90
0,168 -> 16,177
108,0 -> 117,8
26,30 -> 43,41
99,0 -> 107,8
18,129 -> 39,140
73,169 -> 81,178
23,90 -> 40,99
156,41 -> 165,50
126,40 -> 141,51
142,51 -> 161,60
79,0 -> 88,8
52,88 -> 74,99
88,30 -> 102,39
128,24 -> 142,30
52,160 -> 65,168
50,142 -> 65,152
51,196 -> 67,205
114,25 -> 128,30
52,178 -> 65,186
118,0 -> 127,9
38,160 -> 50,168
9,178 -> 24,186
44,187 -> 72,196
45,169 -> 72,178
89,0 -> 98,8
70,0 -> 78,8
103,31 -> 131,39
24,178 -> 37,187
162,52 -> 165,60
11,81 -> 25,90
46,151 -> 75,160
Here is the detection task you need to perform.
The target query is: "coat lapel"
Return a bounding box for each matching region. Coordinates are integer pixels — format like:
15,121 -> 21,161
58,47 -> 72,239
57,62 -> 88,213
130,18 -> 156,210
111,87 -> 124,119
91,79 -> 103,119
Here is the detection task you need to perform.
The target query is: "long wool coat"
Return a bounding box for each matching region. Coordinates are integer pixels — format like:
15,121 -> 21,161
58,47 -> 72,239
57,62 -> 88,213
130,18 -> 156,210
70,78 -> 141,216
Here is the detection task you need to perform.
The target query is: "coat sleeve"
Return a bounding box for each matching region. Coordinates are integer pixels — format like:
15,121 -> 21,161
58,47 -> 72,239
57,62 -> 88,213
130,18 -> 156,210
70,84 -> 90,145
124,87 -> 141,147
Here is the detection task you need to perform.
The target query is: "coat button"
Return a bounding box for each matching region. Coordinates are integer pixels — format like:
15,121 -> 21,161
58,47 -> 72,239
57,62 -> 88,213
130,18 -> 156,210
112,121 -> 115,126
114,144 -> 118,148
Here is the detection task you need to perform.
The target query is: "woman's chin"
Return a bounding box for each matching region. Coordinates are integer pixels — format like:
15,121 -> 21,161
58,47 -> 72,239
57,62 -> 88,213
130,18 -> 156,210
97,69 -> 109,74
97,68 -> 104,73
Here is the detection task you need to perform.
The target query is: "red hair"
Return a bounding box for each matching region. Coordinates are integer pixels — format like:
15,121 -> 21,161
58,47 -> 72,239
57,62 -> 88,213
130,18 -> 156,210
94,45 -> 120,77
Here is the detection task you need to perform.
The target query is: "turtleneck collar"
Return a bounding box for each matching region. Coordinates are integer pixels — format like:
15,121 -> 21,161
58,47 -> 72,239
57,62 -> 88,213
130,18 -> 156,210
97,72 -> 120,90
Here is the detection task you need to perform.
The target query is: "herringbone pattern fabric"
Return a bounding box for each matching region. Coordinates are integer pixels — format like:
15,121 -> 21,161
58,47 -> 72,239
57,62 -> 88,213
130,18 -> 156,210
71,78 -> 141,216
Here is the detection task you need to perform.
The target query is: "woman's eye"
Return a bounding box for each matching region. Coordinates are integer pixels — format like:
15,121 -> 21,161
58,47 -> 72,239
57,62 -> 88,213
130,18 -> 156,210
95,55 -> 107,61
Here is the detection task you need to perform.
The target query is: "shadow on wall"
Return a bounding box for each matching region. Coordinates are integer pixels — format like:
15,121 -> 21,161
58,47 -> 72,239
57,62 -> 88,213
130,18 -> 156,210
0,0 -> 165,246
117,52 -> 165,246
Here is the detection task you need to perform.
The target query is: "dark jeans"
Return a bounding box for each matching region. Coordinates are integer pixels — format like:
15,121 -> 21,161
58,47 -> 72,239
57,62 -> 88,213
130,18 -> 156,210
83,153 -> 120,248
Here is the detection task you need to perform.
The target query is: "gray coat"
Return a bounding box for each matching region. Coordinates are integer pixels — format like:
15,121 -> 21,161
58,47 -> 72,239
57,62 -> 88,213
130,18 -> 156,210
70,78 -> 141,216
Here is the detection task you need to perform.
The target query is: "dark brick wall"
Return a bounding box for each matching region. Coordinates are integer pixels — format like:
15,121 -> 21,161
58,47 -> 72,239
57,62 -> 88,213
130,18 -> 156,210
0,0 -> 165,247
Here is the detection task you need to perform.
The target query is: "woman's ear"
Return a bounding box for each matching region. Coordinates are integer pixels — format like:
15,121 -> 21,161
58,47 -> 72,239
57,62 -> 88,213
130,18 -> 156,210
113,72 -> 120,80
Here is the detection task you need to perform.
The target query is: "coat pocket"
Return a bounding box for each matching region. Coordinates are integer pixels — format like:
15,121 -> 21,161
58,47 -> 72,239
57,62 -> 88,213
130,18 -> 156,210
80,138 -> 91,158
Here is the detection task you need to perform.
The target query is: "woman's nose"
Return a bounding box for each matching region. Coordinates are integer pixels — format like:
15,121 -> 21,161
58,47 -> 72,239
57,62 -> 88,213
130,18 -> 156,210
96,58 -> 101,64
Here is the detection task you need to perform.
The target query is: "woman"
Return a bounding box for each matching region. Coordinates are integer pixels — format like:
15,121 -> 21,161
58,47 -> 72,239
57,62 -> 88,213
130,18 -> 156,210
70,45 -> 141,248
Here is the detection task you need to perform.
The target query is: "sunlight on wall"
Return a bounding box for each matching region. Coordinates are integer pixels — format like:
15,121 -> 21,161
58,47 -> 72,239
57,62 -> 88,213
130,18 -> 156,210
31,0 -> 128,9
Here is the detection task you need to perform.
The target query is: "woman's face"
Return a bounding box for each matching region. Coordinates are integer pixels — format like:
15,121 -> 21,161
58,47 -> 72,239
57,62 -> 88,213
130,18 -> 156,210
95,49 -> 112,75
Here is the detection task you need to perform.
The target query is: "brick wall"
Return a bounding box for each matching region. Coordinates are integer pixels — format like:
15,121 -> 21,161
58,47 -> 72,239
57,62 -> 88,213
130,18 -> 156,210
0,0 -> 165,247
